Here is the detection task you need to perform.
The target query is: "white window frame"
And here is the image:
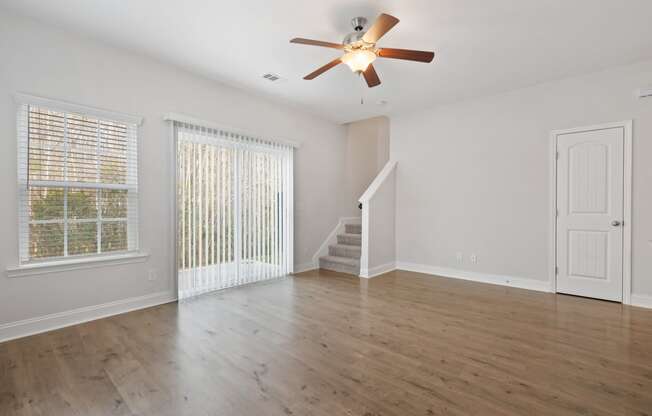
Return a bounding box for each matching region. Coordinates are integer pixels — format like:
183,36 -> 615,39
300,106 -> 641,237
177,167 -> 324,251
12,93 -> 144,272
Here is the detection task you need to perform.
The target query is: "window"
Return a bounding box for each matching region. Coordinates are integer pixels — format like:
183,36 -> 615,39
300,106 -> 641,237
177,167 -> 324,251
16,96 -> 140,263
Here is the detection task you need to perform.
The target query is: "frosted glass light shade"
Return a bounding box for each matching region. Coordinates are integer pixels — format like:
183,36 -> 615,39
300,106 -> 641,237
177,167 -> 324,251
341,50 -> 377,72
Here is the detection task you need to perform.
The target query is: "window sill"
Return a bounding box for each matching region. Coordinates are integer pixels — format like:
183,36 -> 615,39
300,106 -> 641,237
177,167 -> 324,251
6,252 -> 150,278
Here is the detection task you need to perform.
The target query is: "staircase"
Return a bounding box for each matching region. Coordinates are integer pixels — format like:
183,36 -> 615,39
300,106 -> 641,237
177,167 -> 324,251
319,223 -> 361,275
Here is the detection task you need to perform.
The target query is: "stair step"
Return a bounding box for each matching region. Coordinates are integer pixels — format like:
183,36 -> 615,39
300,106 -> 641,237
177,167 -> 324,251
320,255 -> 359,266
337,233 -> 361,246
319,255 -> 360,276
345,223 -> 362,235
329,244 -> 361,258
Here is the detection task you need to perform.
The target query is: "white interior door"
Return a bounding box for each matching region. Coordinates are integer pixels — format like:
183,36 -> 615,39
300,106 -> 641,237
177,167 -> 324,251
556,126 -> 624,301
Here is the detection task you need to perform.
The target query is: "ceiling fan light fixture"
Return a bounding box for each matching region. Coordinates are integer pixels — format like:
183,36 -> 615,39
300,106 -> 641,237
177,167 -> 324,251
290,13 -> 434,87
341,49 -> 377,73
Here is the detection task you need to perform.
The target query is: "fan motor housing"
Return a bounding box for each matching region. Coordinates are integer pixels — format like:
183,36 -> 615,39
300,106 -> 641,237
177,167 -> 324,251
343,31 -> 364,45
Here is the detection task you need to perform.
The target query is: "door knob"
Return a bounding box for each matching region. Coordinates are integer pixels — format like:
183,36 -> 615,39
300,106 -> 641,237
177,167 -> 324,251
611,220 -> 622,227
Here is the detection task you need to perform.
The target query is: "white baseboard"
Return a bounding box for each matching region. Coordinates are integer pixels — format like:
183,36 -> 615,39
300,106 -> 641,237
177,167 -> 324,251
0,290 -> 177,344
396,262 -> 552,293
360,262 -> 396,278
631,294 -> 652,309
293,261 -> 318,274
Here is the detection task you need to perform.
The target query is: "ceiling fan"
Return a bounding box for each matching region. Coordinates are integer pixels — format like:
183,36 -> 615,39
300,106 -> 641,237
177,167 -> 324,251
290,13 -> 434,88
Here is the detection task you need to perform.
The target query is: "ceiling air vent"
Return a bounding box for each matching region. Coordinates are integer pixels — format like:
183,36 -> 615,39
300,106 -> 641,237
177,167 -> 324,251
637,88 -> 652,99
262,73 -> 282,82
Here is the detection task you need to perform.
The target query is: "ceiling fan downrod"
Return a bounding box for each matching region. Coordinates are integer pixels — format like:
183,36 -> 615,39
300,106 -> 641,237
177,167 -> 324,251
351,17 -> 367,32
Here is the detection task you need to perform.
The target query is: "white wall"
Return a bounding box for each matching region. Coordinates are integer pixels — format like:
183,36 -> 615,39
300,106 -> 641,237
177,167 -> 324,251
392,59 -> 652,297
344,116 -> 390,216
0,10 -> 348,327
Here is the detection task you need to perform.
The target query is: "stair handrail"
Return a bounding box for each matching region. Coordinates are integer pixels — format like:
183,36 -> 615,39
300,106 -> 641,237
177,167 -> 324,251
358,160 -> 397,204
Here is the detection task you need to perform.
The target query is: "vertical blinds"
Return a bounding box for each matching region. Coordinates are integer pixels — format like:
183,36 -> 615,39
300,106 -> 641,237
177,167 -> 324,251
17,102 -> 139,263
175,122 -> 294,299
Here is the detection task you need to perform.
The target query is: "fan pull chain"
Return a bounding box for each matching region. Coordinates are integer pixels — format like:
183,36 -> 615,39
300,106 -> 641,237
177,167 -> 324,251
359,72 -> 365,105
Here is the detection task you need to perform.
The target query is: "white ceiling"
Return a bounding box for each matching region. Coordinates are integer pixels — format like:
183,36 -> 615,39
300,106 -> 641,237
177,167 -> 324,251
3,0 -> 652,123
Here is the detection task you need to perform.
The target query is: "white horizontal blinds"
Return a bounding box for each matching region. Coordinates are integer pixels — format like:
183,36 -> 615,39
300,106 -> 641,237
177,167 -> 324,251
175,122 -> 293,299
17,103 -> 138,263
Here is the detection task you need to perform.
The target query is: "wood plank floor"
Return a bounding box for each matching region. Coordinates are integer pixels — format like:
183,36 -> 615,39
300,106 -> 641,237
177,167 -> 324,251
1,269 -> 652,416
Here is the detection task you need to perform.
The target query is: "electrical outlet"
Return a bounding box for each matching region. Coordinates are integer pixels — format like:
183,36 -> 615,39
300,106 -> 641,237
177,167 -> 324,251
456,252 -> 463,263
148,269 -> 158,281
470,254 -> 477,264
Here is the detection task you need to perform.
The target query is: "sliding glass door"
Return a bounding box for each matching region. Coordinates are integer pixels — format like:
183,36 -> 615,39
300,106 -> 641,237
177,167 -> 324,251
175,123 -> 293,299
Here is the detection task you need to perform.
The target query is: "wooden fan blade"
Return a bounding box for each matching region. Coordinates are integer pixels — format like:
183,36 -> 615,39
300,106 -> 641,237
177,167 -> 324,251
290,38 -> 344,49
363,64 -> 381,88
378,48 -> 434,63
362,13 -> 400,43
304,58 -> 342,80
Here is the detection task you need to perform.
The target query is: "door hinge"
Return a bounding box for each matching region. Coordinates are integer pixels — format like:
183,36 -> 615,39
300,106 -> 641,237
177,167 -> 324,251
556,151 -> 559,160
555,266 -> 559,275
556,208 -> 559,218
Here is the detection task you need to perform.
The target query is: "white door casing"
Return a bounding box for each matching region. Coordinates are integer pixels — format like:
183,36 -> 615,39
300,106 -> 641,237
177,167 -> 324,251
555,125 -> 628,302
